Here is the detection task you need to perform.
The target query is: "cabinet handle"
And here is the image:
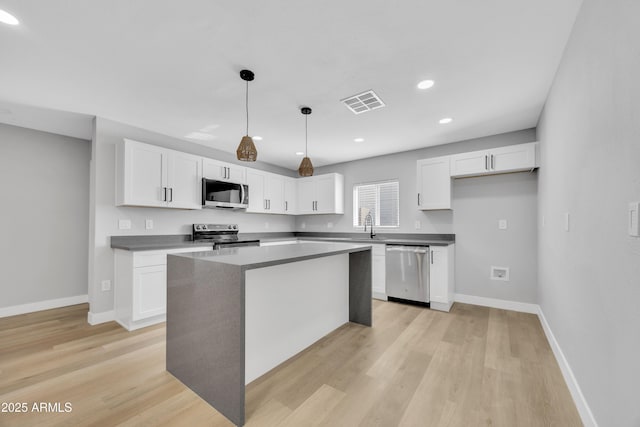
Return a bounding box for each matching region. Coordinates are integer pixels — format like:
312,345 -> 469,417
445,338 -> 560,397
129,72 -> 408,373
264,199 -> 267,210
491,154 -> 494,170
162,187 -> 167,201
169,188 -> 173,202
430,249 -> 434,264
485,155 -> 489,170
285,201 -> 288,211
418,193 -> 420,206
226,167 -> 230,179
268,199 -> 271,210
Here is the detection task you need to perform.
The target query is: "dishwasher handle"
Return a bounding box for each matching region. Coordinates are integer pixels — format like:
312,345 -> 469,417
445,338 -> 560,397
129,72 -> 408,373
386,246 -> 428,253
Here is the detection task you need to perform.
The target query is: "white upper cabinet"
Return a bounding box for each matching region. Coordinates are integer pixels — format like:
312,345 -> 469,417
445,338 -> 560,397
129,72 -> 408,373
284,178 -> 298,215
450,142 -> 538,178
116,139 -> 202,209
297,173 -> 344,215
167,151 -> 204,209
203,158 -> 246,184
246,169 -> 286,214
417,156 -> 451,210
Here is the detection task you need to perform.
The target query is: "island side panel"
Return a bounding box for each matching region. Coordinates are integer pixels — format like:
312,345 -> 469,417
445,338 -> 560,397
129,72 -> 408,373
349,249 -> 372,326
166,255 -> 246,426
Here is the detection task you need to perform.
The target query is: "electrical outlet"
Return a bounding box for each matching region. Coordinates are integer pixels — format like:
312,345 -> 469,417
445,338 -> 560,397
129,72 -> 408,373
264,222 -> 270,229
145,219 -> 153,230
414,220 -> 421,230
118,219 -> 131,230
498,219 -> 508,230
101,280 -> 111,291
327,222 -> 334,228
301,222 -> 306,229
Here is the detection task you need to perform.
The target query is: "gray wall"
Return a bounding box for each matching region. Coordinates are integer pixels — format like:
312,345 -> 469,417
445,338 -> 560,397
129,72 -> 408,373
299,129 -> 538,303
0,123 -> 90,308
537,0 -> 640,425
89,118 -> 297,314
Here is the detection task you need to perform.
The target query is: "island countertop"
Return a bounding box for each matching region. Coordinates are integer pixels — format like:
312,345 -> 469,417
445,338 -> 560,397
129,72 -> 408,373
171,241 -> 372,270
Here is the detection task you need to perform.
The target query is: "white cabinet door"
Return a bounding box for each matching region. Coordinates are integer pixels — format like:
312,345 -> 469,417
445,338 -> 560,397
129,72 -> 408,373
132,264 -> 166,321
429,244 -> 454,312
417,156 -> 451,210
167,151 -> 202,209
371,244 -> 386,300
450,150 -> 490,177
284,178 -> 297,215
314,175 -> 336,213
429,246 -> 447,304
203,158 -> 246,183
265,173 -> 285,214
296,174 -> 344,215
490,142 -> 537,173
246,169 -> 266,213
121,140 -> 167,207
297,178 -> 316,214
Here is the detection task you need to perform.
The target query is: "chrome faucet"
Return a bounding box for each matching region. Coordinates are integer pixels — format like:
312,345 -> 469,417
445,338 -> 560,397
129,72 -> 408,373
364,213 -> 376,239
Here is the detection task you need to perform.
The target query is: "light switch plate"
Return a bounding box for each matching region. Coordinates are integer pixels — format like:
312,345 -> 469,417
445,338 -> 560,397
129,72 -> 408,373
145,219 -> 153,230
415,220 -> 421,230
629,202 -> 640,237
327,222 -> 334,228
498,219 -> 508,230
101,280 -> 111,291
118,219 -> 131,230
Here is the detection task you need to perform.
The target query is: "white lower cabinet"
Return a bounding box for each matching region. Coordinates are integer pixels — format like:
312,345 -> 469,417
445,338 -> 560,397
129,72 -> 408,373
114,246 -> 211,330
429,244 -> 455,312
371,244 -> 387,300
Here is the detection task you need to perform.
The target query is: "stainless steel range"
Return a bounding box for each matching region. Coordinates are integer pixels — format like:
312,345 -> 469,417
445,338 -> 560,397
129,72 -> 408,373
192,224 -> 260,249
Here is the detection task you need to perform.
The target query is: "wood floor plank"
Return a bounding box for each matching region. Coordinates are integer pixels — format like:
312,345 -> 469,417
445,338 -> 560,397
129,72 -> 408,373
0,302 -> 582,426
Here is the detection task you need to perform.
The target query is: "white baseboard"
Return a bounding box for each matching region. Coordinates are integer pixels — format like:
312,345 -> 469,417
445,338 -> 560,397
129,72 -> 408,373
454,293 -> 539,314
537,307 -> 598,427
372,292 -> 387,301
87,310 -> 115,325
0,295 -> 88,318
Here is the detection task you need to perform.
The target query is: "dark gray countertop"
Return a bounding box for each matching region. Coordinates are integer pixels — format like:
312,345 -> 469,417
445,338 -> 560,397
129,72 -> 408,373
170,242 -> 371,270
111,231 -> 454,251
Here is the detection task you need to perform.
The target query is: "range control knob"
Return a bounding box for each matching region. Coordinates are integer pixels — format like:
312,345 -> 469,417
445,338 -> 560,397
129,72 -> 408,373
202,225 -> 208,230
195,225 -> 201,230
232,225 -> 238,229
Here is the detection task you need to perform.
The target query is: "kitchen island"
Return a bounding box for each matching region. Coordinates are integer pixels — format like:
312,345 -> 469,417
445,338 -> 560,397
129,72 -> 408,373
166,242 -> 372,426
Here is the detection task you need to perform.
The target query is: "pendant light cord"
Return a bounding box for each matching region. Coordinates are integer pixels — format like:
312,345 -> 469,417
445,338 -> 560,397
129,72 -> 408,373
245,80 -> 249,136
305,114 -> 308,156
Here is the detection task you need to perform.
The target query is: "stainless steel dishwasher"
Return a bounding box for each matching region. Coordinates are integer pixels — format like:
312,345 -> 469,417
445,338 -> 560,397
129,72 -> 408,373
385,245 -> 430,306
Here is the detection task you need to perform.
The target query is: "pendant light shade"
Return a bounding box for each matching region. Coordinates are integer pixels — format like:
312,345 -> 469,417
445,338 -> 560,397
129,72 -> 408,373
237,69 -> 257,162
298,107 -> 314,177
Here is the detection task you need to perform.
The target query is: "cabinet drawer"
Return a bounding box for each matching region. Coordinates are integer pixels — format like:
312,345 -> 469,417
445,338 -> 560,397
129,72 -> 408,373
371,244 -> 386,256
134,252 -> 167,267
133,246 -> 212,267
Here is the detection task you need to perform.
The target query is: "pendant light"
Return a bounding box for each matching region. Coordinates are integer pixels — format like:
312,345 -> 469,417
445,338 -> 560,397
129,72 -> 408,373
236,69 -> 258,161
298,107 -> 314,177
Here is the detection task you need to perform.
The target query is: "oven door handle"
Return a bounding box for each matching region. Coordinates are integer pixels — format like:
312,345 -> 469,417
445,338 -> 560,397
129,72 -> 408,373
240,184 -> 246,205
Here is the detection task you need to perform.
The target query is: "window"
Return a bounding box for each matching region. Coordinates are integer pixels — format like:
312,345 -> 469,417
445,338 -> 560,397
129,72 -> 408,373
353,180 -> 399,228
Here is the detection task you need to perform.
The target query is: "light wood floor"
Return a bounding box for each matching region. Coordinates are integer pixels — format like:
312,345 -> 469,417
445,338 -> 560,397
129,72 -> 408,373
0,301 -> 582,426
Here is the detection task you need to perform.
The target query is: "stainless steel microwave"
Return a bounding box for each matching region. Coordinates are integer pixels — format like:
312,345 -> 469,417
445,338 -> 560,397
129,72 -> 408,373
202,178 -> 249,209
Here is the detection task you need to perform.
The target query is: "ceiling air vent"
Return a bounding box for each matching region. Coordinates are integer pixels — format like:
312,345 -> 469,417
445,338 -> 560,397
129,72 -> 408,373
341,90 -> 386,115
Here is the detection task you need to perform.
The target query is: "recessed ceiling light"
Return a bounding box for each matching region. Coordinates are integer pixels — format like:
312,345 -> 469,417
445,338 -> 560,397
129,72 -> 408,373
439,117 -> 453,124
354,138 -> 364,142
253,136 -> 263,141
0,10 -> 19,26
295,151 -> 304,156
417,80 -> 435,90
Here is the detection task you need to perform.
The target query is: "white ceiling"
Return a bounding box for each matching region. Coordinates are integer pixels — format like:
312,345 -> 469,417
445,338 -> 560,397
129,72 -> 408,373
0,0 -> 582,170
